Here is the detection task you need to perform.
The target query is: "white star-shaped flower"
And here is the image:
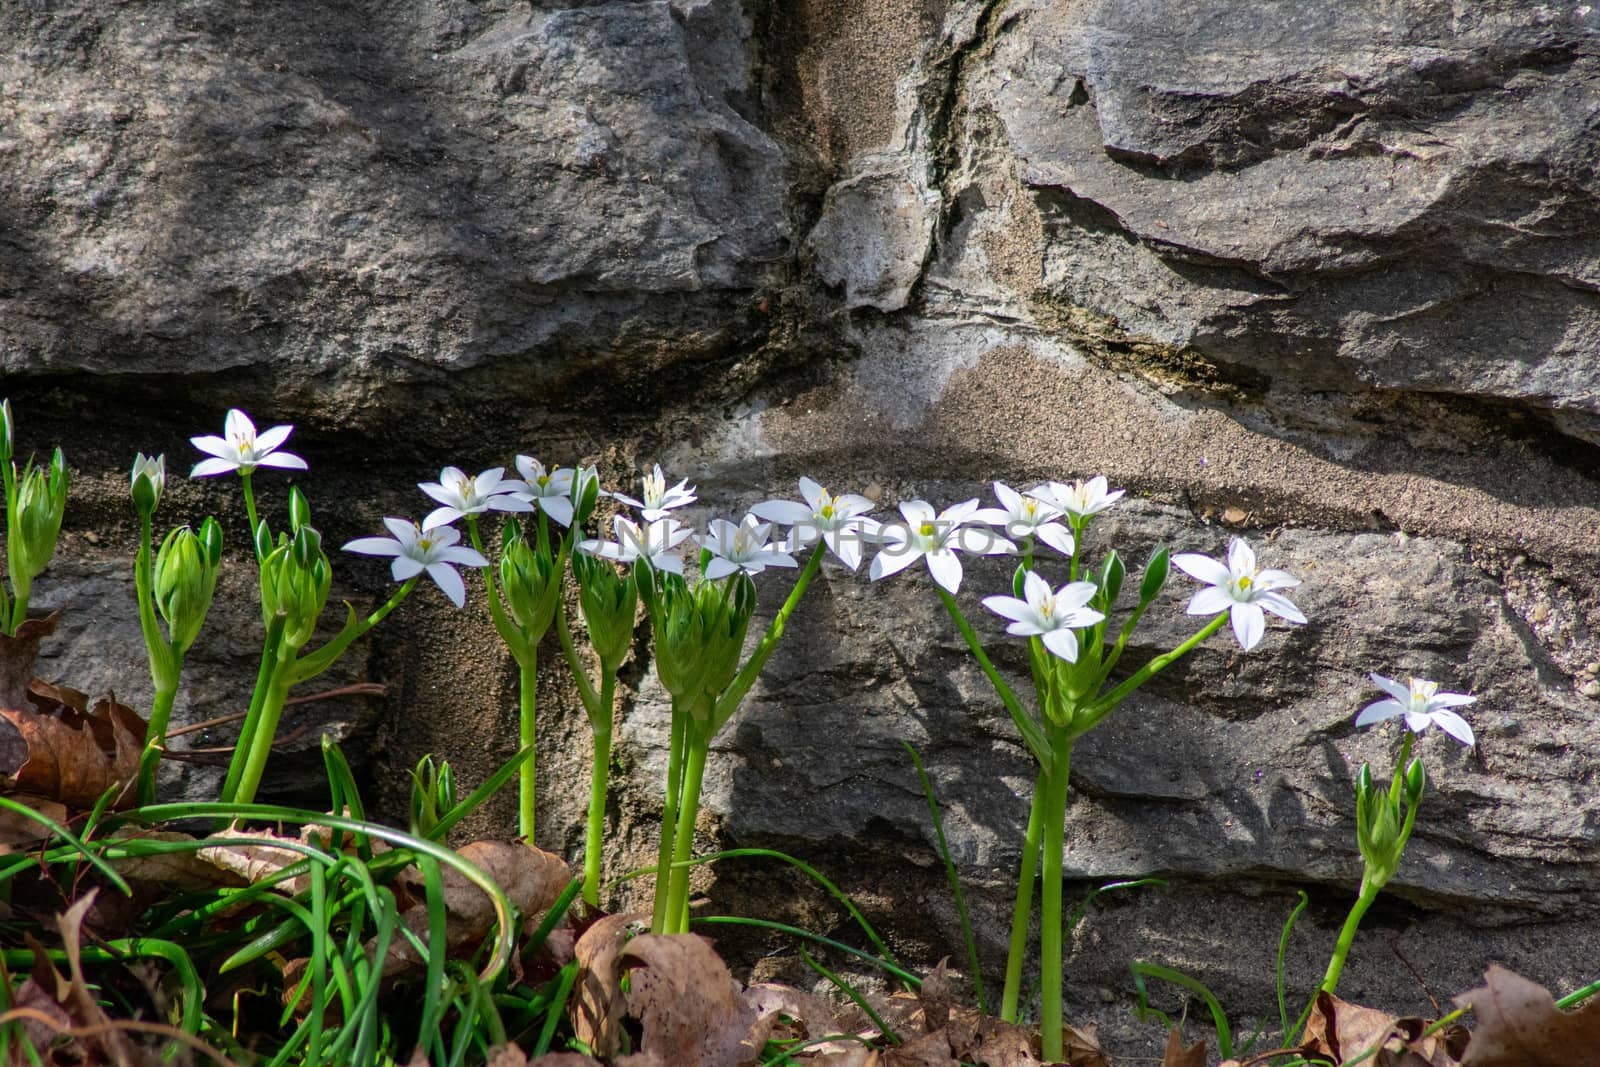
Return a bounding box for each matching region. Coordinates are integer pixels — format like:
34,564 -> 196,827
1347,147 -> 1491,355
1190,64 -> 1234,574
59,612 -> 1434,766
419,466 -> 533,530
1357,673 -> 1476,747
190,409 -> 307,478
1172,538 -> 1305,651
343,517 -> 489,608
982,571 -> 1104,662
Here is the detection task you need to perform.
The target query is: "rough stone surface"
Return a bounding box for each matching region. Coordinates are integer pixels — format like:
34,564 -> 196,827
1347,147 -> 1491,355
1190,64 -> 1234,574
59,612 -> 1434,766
3,0 -> 1600,1060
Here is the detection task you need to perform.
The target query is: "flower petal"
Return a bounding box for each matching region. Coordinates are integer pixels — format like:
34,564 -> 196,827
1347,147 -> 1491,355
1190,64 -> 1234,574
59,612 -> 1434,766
1041,627 -> 1080,662
190,434 -> 235,460
422,506 -> 462,531
391,556 -> 425,581
751,499 -> 813,525
1355,699 -> 1404,727
1431,709 -> 1476,747
426,562 -> 468,608
190,457 -> 242,478
1227,538 -> 1257,576
255,451 -> 309,471
983,594 -> 1034,623
253,424 -> 294,453
1368,673 -> 1412,702
1035,523 -> 1076,557
1187,586 -> 1233,616
704,557 -> 739,580
540,495 -> 575,527
1256,591 -> 1306,625
344,536 -> 404,557
1173,552 -> 1231,587
224,409 -> 255,441
870,546 -> 920,581
926,550 -> 963,593
1231,602 -> 1265,651
437,545 -> 489,567
1429,692 -> 1477,709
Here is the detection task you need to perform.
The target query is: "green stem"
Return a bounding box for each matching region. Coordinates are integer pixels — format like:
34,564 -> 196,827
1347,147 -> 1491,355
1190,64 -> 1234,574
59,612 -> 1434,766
1000,783 -> 1045,1023
220,615 -> 287,805
136,683 -> 179,806
1039,735 -> 1073,1064
1081,613 -> 1229,726
230,651 -> 296,807
518,653 -> 538,843
583,673 -> 617,909
1320,874 -> 1380,996
555,604 -> 601,719
2,456 -> 17,637
935,585 -> 1046,765
713,544 -> 824,726
241,472 -> 262,560
466,517 -> 526,660
665,730 -> 709,934
652,706 -> 688,932
585,728 -> 613,909
290,577 -> 417,685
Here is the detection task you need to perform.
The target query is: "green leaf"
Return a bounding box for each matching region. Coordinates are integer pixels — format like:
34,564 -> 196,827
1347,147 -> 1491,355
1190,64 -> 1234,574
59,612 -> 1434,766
1139,545 -> 1170,606
1098,550 -> 1124,607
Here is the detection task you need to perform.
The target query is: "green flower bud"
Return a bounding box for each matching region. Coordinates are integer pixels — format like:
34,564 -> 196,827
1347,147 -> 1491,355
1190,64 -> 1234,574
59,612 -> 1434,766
130,453 -> 165,517
1405,757 -> 1426,807
650,573 -> 753,713
288,486 -> 312,532
154,524 -> 220,654
13,451 -> 68,580
261,534 -> 331,650
499,524 -> 560,638
573,551 -> 638,671
254,518 -> 274,561
198,515 -> 224,567
571,465 -> 602,527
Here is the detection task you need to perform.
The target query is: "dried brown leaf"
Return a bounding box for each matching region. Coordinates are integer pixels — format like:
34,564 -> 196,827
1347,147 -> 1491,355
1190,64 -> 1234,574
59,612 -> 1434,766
572,913 -> 650,1056
0,683 -> 145,809
1304,991 -> 1460,1066
919,958 -> 954,1033
0,793 -> 66,854
1456,965 -> 1600,1067
111,829 -> 246,891
744,982 -> 845,1041
1162,1028 -> 1207,1067
615,932 -> 769,1067
0,612 -> 61,711
197,827 -> 311,892
882,1028 -> 957,1067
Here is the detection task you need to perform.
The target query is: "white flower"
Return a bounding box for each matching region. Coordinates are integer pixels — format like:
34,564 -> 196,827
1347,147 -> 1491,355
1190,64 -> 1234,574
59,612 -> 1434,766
696,515 -> 799,579
512,456 -> 577,527
982,571 -> 1104,662
343,517 -> 489,608
974,481 -> 1075,556
578,515 -> 692,574
868,499 -> 1015,594
612,464 -> 696,522
1172,537 -> 1305,651
190,409 -> 308,478
419,466 -> 533,530
1357,673 -> 1476,747
1035,476 -> 1124,522
749,476 -> 881,570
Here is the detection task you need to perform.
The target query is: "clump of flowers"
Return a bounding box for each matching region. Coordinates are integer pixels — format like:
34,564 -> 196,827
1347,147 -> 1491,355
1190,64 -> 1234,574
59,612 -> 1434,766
870,475 -> 1306,1061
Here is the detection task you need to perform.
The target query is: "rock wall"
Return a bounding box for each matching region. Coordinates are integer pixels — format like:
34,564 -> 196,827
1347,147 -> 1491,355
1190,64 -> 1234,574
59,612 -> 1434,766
4,0 -> 1599,1054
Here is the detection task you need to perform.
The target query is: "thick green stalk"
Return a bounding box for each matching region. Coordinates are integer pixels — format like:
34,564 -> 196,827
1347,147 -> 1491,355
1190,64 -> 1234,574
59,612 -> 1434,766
583,673 -> 617,908
3,455 -> 18,636
136,684 -> 178,806
1320,874 -> 1380,995
665,730 -> 710,934
1000,783 -> 1045,1023
1039,736 -> 1073,1063
555,605 -> 601,719
290,577 -> 417,685
230,650 -> 296,807
518,654 -> 538,843
466,517 -> 526,661
220,615 -> 287,804
652,706 -> 688,932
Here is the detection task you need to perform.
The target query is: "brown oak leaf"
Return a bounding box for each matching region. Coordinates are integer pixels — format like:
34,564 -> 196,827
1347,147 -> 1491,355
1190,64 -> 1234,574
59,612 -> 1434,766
1456,965 -> 1600,1067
